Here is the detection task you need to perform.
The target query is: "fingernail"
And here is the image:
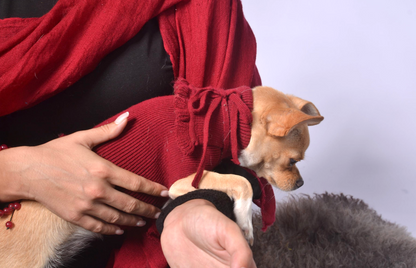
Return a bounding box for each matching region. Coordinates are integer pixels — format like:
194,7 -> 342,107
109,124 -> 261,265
136,220 -> 146,227
115,112 -> 129,125
115,229 -> 124,235
160,190 -> 169,197
154,212 -> 161,219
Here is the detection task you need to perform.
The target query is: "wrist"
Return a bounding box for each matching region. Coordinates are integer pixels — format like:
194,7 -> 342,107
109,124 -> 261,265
0,146 -> 33,202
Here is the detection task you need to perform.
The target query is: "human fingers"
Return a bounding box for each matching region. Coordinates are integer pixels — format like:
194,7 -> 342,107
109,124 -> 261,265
74,214 -> 126,235
65,110 -> 168,217
103,166 -> 168,219
217,212 -> 257,268
72,111 -> 130,149
68,109 -> 169,198
60,191 -> 150,235
85,202 -> 147,229
99,187 -> 163,219
107,166 -> 169,197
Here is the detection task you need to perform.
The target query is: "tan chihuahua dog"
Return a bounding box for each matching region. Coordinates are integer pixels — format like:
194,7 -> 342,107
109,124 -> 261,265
0,86 -> 323,267
169,86 -> 323,243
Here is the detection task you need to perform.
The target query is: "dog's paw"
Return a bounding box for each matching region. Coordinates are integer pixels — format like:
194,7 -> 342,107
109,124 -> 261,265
243,229 -> 254,246
234,198 -> 254,245
243,226 -> 254,246
168,191 -> 178,200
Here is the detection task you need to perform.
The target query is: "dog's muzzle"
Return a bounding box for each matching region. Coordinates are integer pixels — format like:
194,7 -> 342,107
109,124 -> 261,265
295,178 -> 304,189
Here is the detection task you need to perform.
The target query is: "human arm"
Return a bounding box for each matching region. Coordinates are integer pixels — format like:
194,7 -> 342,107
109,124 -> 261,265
0,112 -> 168,235
160,198 -> 257,268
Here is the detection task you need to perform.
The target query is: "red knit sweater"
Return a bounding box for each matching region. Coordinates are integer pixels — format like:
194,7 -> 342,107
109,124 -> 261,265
95,79 -> 276,268
96,80 -> 254,206
95,79 -> 256,267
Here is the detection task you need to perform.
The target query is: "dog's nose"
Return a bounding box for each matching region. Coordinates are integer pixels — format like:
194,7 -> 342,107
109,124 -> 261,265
296,178 -> 304,188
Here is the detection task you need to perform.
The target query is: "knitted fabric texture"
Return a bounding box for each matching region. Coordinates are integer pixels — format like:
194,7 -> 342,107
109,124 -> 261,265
0,0 -> 261,117
95,79 -> 262,267
96,79 -> 253,197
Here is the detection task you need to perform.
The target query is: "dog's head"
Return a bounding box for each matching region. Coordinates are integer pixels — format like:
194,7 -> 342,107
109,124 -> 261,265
239,86 -> 324,191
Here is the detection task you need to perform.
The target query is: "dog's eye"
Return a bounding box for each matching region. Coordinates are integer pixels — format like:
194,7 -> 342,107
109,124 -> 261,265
289,159 -> 297,166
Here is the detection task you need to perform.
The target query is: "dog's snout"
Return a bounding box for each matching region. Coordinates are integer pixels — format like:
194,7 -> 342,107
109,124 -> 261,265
296,178 -> 304,188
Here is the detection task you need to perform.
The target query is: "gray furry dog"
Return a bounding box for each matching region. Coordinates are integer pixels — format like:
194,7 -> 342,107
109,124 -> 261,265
251,193 -> 416,268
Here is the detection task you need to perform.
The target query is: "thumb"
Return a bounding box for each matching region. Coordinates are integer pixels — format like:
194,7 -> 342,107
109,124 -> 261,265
222,223 -> 257,268
76,111 -> 130,149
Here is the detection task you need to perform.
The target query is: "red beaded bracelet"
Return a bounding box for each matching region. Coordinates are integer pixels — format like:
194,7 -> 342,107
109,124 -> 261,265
0,202 -> 21,229
0,144 -> 22,229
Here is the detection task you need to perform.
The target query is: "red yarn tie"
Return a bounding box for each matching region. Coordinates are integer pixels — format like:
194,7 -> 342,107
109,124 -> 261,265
184,84 -> 253,188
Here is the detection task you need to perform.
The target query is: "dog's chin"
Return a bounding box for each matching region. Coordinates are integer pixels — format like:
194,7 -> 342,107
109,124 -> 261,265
276,185 -> 298,192
263,176 -> 299,192
248,167 -> 299,191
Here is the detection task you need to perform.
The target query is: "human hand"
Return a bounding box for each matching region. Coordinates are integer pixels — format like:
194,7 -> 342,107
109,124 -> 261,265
0,112 -> 168,235
160,199 -> 257,268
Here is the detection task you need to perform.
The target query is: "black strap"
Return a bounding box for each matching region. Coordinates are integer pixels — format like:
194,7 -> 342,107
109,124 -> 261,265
157,160 -> 261,234
156,189 -> 235,234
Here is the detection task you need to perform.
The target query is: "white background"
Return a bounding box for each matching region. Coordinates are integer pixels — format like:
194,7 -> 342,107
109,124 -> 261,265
241,0 -> 416,236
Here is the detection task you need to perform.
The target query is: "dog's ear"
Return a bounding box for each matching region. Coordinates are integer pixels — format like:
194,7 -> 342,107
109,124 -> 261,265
262,95 -> 324,137
263,108 -> 323,137
286,95 -> 323,124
